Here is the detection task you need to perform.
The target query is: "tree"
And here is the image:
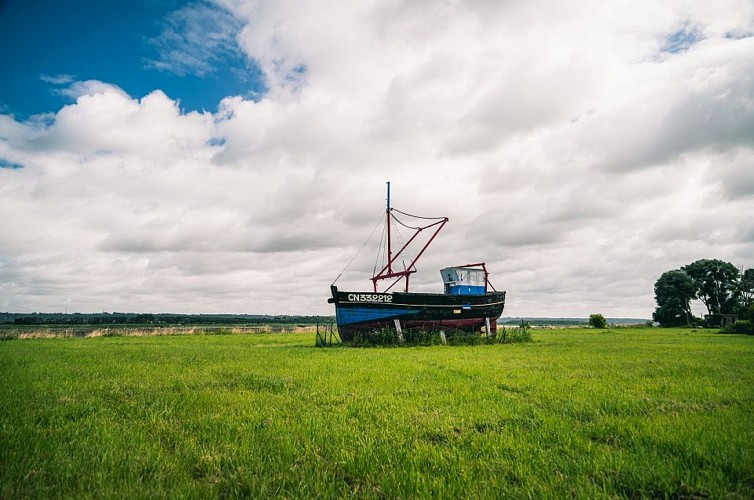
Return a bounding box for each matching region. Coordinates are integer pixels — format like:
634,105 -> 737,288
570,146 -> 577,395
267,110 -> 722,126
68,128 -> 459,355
737,268 -> 754,311
682,259 -> 740,316
652,269 -> 695,327
589,313 -> 608,329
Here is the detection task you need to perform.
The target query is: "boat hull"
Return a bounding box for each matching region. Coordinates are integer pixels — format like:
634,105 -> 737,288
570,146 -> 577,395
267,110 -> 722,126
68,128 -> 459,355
328,286 -> 506,341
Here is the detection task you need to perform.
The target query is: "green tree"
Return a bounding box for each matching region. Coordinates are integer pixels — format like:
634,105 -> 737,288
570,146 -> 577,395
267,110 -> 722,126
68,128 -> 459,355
652,269 -> 695,327
682,259 -> 740,316
589,313 -> 608,329
737,268 -> 754,311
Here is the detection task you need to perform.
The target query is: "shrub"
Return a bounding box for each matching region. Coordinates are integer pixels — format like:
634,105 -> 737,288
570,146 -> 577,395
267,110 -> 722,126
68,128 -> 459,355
722,320 -> 753,335
746,304 -> 754,323
589,313 -> 608,329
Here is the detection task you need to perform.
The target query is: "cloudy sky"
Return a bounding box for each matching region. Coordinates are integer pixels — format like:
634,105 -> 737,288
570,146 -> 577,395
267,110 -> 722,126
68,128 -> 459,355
1,0 -> 753,318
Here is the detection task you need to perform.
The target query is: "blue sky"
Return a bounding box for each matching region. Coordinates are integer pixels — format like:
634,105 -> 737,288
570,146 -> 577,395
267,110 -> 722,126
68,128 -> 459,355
1,0 -> 753,316
0,0 -> 263,118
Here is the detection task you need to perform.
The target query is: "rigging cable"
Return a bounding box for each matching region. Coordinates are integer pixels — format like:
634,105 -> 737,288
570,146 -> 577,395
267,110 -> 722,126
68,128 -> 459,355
391,216 -> 414,272
373,215 -> 387,278
391,207 -> 445,221
391,211 -> 445,231
331,212 -> 385,286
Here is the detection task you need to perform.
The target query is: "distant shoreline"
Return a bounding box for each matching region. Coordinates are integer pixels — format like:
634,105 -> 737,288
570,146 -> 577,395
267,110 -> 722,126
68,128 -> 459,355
2,312 -> 650,328
501,317 -> 651,327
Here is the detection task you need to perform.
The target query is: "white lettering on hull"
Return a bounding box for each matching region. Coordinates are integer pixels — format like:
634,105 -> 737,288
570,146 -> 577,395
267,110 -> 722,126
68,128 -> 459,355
346,293 -> 394,303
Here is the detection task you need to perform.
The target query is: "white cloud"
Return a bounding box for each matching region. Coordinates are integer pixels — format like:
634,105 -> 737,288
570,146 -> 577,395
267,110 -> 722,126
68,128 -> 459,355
40,83 -> 216,158
146,1 -> 244,77
2,0 -> 753,317
39,74 -> 76,85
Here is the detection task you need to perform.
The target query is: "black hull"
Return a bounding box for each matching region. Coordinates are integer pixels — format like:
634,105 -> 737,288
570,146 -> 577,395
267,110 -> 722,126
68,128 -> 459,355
328,286 -> 506,341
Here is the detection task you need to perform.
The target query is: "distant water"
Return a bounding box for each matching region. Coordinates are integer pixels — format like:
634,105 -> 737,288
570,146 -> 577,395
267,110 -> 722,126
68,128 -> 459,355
500,317 -> 650,327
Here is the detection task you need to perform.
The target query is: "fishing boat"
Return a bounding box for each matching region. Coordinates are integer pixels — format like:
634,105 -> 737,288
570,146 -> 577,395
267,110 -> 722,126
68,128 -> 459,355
328,182 -> 506,341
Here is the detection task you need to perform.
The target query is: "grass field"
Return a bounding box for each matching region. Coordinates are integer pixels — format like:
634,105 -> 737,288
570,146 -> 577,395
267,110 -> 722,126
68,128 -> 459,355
1,328 -> 752,498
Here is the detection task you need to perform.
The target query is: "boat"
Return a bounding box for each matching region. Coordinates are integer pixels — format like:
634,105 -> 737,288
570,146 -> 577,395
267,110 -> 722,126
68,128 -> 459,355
328,182 -> 506,342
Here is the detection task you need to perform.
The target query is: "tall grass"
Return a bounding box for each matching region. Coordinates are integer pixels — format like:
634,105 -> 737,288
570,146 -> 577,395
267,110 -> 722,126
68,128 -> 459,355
339,324 -> 531,347
1,328 -> 752,497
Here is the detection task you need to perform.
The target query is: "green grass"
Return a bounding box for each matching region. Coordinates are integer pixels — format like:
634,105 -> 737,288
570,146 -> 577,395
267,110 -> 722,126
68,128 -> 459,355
1,328 -> 752,498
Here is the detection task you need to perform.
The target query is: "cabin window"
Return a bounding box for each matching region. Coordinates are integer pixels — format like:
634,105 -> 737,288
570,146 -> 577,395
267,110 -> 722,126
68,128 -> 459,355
440,267 -> 486,295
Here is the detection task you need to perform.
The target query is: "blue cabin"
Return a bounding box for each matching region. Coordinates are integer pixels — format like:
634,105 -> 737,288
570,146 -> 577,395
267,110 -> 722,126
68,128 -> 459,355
440,266 -> 486,295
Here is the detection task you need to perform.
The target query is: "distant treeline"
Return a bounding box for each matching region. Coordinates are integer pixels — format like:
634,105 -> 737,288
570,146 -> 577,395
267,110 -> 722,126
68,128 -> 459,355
1,312 -> 335,326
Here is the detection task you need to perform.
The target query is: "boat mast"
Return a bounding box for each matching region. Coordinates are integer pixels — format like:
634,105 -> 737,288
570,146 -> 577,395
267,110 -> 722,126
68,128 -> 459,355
372,183 -> 448,293
386,181 -> 392,276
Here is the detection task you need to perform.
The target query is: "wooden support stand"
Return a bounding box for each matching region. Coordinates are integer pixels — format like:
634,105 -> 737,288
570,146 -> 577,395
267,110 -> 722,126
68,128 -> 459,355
394,318 -> 405,343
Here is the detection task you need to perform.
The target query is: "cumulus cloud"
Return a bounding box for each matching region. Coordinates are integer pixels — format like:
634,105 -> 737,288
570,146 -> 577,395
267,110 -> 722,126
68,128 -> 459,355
1,0 -> 753,316
33,82 -> 216,158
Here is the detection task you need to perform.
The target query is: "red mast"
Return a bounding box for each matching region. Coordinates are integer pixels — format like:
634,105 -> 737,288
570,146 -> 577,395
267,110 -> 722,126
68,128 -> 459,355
372,182 -> 448,293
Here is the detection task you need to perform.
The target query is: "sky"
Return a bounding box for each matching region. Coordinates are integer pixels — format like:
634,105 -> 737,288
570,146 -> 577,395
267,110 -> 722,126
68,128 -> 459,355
1,0 -> 753,318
